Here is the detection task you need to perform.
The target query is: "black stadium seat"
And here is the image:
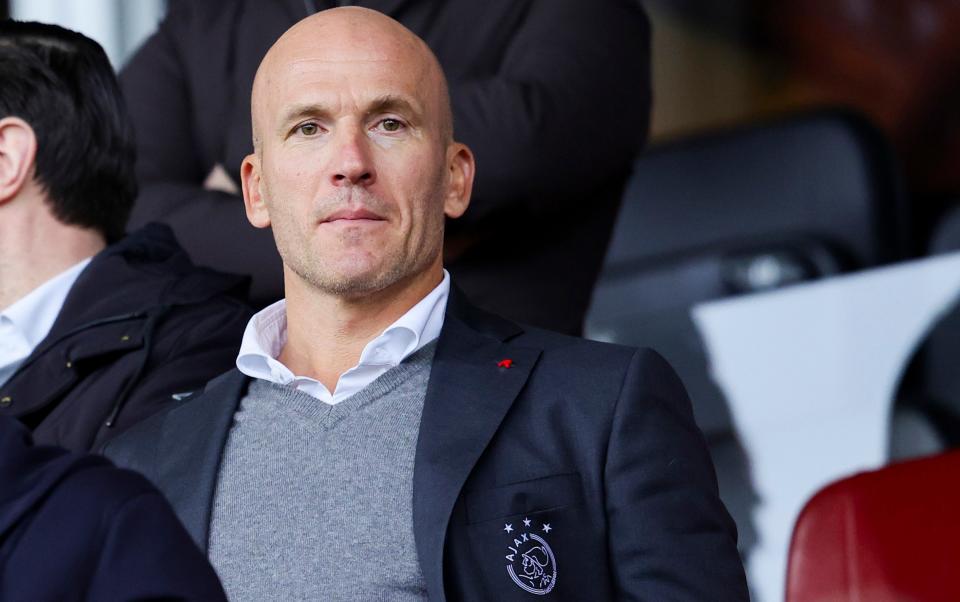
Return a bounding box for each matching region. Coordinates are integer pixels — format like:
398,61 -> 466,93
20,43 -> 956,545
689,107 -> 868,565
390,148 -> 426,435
585,109 -> 908,555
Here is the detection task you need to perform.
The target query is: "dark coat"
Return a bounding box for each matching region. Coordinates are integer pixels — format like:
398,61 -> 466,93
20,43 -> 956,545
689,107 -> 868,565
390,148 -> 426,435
120,0 -> 651,334
0,415 -> 227,602
104,289 -> 749,600
0,224 -> 251,452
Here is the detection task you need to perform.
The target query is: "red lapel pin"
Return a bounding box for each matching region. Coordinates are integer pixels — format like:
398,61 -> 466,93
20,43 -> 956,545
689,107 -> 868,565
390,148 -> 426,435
497,358 -> 513,369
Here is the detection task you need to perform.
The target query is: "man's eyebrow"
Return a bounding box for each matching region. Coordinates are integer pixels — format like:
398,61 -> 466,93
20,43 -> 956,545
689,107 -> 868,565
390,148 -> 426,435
364,95 -> 421,120
277,103 -> 333,131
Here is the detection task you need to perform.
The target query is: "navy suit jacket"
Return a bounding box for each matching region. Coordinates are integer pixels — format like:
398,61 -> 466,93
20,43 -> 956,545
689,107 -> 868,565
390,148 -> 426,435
103,290 -> 748,600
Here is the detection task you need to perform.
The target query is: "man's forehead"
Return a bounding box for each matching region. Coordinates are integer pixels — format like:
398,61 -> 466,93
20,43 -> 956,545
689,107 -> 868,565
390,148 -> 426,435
261,55 -> 429,115
271,44 -> 390,71
272,52 -> 425,82
251,7 -> 448,141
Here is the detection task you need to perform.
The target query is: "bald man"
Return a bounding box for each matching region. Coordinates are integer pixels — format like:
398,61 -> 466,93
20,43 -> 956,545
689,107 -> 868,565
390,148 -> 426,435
105,8 -> 748,601
123,0 -> 652,336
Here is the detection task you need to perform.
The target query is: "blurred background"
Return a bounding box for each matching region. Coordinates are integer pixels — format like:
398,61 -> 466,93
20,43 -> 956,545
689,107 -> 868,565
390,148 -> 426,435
8,1 -> 960,600
8,0 -> 960,228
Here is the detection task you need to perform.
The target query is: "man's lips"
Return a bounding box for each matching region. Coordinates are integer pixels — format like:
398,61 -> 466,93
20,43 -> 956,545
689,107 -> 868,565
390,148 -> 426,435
320,208 -> 386,223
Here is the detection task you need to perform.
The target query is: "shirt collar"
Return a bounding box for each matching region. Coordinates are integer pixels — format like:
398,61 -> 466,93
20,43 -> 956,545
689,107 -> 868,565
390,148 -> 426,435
236,270 -> 449,385
0,257 -> 92,350
358,269 -> 448,366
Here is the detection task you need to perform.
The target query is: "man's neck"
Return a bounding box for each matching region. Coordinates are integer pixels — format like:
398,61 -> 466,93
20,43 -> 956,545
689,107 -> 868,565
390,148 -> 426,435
279,265 -> 444,391
0,202 -> 106,311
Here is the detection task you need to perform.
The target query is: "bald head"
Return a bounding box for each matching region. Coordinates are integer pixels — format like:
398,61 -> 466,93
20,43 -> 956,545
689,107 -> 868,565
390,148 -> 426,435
239,5 -> 475,307
250,7 -> 452,152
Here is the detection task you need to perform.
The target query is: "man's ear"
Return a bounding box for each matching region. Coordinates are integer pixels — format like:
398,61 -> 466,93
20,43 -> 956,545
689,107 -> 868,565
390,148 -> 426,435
443,142 -> 475,219
0,117 -> 37,205
240,153 -> 271,228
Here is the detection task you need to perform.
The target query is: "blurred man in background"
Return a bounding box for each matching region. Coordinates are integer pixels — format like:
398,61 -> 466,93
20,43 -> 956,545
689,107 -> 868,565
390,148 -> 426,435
0,20 -> 251,451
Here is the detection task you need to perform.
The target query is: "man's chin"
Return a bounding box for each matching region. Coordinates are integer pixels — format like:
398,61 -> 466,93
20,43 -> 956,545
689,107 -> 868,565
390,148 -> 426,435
306,268 -> 400,299
286,251 -> 437,301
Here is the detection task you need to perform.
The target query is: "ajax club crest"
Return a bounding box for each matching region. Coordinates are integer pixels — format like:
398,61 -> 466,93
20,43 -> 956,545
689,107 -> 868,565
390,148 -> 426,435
503,518 -> 557,595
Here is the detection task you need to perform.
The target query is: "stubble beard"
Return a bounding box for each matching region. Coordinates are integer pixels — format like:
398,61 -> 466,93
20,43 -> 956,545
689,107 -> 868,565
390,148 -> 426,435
272,185 -> 445,299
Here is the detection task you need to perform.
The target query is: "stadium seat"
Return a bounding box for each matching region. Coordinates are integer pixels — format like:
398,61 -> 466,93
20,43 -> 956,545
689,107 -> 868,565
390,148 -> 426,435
786,450 -> 960,602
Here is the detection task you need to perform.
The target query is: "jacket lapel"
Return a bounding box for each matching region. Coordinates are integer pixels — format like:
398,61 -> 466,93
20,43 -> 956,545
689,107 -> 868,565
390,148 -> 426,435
413,291 -> 541,601
157,370 -> 248,551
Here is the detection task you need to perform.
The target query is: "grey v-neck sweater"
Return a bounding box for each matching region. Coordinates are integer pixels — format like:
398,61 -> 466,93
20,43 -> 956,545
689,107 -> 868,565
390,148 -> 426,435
208,342 -> 436,602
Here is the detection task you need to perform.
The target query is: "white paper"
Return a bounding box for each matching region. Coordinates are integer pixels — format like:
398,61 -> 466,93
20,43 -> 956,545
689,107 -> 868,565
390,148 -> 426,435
692,252 -> 960,602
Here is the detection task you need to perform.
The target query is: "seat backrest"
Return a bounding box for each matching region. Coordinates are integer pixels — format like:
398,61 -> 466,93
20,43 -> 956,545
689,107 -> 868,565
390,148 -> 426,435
587,109 -> 907,436
600,108 -> 907,273
786,450 -> 960,602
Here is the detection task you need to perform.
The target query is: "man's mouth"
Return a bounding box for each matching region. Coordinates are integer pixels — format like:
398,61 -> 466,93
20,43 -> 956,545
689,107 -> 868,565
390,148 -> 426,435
320,208 -> 386,223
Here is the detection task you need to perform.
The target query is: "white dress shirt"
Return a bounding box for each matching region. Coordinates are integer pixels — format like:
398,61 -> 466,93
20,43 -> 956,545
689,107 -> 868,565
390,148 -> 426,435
0,258 -> 92,387
236,270 -> 449,404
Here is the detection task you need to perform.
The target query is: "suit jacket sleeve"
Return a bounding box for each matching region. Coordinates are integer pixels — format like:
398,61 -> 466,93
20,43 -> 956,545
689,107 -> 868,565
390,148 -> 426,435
450,0 -> 651,225
604,349 -> 749,600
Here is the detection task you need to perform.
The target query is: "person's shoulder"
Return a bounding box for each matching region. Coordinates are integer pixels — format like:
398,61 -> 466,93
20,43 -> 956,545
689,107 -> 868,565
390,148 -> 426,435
515,323 -> 644,367
451,292 -> 652,374
121,223 -> 250,299
0,419 -> 157,522
447,292 -> 678,391
53,458 -> 160,513
518,323 -> 686,390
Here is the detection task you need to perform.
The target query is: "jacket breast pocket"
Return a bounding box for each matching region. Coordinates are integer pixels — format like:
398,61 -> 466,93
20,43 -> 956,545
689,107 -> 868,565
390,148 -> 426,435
465,473 -> 582,525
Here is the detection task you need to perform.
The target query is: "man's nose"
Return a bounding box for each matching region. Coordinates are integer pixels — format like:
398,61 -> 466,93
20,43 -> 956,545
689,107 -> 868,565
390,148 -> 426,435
331,127 -> 376,187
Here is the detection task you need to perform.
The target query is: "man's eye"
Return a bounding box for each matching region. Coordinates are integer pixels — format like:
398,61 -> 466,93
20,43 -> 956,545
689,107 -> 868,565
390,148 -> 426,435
380,119 -> 403,132
298,123 -> 320,136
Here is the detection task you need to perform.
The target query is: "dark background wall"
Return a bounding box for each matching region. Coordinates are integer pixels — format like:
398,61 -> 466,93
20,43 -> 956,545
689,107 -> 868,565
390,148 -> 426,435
647,0 -> 960,249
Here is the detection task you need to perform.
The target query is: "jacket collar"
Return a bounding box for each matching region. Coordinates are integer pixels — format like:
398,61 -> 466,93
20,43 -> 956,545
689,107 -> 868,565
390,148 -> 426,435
413,287 -> 541,601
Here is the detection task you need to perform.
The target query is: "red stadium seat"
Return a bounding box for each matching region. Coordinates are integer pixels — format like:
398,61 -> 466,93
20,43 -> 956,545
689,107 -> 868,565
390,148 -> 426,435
786,450 -> 960,602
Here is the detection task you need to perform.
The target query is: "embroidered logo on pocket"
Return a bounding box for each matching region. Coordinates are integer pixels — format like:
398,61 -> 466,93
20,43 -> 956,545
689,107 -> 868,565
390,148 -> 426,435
503,518 -> 557,595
